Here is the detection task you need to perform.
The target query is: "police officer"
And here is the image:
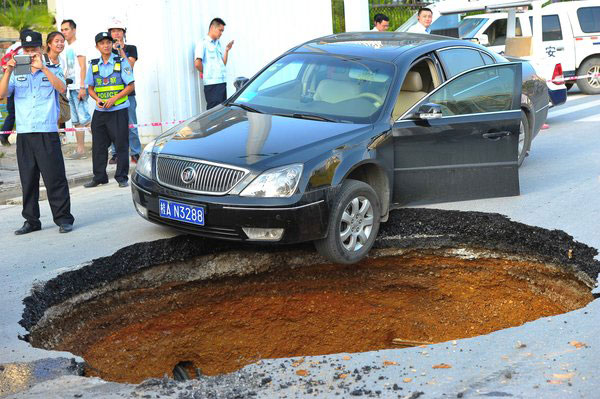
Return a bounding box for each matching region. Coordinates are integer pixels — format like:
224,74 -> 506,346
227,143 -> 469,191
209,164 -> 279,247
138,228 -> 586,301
83,32 -> 135,188
0,30 -> 75,234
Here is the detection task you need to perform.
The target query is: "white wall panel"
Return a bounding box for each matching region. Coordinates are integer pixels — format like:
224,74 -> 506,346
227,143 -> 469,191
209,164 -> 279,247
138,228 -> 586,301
54,0 -> 333,141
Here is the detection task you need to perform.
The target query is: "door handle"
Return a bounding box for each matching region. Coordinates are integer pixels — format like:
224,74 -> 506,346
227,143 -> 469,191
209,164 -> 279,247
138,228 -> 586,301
482,131 -> 511,140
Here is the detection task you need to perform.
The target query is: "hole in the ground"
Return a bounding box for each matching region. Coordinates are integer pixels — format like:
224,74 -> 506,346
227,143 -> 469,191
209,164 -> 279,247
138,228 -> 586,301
19,209 -> 600,384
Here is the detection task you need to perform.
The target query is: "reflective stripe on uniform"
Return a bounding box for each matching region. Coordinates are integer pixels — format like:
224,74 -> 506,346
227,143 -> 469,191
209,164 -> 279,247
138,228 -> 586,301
95,85 -> 125,92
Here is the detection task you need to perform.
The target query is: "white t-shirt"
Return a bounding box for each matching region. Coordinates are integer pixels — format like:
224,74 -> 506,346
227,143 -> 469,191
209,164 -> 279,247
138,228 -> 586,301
61,39 -> 86,90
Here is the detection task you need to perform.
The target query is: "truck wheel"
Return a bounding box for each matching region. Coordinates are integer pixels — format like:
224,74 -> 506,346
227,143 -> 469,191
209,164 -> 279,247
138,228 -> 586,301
314,179 -> 381,264
576,58 -> 600,95
518,111 -> 531,167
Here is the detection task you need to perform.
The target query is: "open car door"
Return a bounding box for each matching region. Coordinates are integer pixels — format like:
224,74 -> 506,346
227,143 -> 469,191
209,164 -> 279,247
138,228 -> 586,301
391,63 -> 522,205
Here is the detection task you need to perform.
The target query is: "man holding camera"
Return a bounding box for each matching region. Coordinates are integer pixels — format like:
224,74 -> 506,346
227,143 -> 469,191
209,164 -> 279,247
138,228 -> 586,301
0,30 -> 75,235
83,32 -> 135,189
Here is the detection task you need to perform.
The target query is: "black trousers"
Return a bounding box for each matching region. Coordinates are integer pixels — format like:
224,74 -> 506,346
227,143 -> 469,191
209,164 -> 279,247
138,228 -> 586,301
1,94 -> 15,136
16,132 -> 74,227
91,108 -> 129,183
204,83 -> 227,110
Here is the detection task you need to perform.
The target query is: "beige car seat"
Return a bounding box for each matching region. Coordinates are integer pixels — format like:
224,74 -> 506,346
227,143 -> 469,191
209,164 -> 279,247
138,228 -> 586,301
314,79 -> 360,103
392,71 -> 428,120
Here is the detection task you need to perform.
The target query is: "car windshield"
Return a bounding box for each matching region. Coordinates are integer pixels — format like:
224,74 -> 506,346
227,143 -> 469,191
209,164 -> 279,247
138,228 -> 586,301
459,18 -> 488,38
230,53 -> 395,124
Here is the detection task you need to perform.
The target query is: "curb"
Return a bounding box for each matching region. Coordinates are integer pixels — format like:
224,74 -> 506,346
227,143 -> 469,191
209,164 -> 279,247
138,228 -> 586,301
0,170 -> 117,205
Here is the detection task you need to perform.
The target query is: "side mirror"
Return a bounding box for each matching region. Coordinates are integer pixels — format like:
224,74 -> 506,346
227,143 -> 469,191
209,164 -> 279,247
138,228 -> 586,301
234,76 -> 250,91
479,33 -> 489,46
415,103 -> 442,120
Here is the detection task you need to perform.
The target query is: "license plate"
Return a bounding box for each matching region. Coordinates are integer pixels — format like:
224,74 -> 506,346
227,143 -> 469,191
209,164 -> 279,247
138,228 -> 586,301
159,198 -> 205,226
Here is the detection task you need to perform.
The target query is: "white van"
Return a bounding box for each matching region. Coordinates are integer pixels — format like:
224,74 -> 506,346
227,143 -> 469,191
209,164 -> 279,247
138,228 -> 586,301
459,1 -> 600,94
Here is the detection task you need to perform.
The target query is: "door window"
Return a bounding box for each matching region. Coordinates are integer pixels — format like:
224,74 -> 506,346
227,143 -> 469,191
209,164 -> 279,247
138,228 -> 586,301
437,48 -> 485,78
577,7 -> 600,33
423,64 -> 516,116
529,15 -> 563,41
480,52 -> 495,65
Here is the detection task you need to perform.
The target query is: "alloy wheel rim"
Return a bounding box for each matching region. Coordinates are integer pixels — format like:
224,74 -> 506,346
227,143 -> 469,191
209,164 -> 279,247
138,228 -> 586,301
518,120 -> 525,158
588,65 -> 600,88
339,196 -> 374,252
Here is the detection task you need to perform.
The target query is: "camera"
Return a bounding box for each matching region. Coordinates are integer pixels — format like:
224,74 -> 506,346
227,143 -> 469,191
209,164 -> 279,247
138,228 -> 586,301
13,54 -> 32,76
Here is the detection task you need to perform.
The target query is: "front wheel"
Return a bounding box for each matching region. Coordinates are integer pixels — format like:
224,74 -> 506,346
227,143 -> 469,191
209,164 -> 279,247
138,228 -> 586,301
314,179 -> 381,264
576,57 -> 600,95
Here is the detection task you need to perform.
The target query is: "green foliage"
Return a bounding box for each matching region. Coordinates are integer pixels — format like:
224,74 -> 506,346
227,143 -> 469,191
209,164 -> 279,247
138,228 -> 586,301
332,0 -> 345,34
331,0 -> 418,33
369,6 -> 414,31
0,0 -> 55,34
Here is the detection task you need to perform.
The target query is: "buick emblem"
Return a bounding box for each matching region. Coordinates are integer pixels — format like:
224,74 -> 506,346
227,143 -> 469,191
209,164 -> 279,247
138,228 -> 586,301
180,166 -> 197,184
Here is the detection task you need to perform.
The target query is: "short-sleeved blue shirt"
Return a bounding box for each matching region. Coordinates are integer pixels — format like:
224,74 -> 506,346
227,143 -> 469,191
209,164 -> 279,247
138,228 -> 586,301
84,53 -> 135,112
195,36 -> 226,85
7,64 -> 65,133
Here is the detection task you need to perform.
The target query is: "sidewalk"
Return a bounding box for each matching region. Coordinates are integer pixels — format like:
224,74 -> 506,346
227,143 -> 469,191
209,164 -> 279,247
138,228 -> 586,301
0,134 -> 125,205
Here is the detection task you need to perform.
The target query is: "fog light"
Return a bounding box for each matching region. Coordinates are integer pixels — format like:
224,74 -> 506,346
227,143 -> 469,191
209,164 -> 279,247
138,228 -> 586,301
134,201 -> 148,218
242,227 -> 284,241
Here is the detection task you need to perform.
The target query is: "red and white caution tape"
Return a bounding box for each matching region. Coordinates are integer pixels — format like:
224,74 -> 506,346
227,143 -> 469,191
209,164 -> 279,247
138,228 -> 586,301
0,119 -> 186,135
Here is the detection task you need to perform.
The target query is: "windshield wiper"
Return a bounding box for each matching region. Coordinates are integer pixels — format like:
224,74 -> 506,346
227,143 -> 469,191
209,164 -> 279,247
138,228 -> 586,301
290,113 -> 337,122
228,102 -> 263,114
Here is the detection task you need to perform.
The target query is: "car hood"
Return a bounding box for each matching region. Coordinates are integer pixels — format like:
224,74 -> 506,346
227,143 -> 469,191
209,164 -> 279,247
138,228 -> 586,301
155,106 -> 371,169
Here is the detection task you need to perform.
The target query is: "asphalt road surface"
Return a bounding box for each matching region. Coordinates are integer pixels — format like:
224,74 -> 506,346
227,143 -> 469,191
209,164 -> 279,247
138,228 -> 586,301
1,89 -> 599,398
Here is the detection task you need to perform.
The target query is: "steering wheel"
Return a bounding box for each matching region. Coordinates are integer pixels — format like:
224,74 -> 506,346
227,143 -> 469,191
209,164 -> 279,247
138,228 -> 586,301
358,92 -> 384,104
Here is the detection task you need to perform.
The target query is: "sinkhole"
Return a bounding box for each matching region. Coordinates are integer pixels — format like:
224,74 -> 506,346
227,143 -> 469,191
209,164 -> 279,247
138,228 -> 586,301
20,209 -> 600,384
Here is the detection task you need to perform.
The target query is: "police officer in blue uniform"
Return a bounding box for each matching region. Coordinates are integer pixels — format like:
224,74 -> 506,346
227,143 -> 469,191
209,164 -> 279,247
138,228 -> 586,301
83,32 -> 135,188
0,30 -> 75,235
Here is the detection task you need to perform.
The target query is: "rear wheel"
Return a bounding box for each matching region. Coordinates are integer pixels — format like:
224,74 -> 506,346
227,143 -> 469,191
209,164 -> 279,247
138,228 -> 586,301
314,179 -> 381,264
576,57 -> 600,95
518,111 -> 531,167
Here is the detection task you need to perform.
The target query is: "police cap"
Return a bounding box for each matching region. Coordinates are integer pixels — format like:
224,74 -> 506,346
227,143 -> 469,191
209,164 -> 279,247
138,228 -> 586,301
94,32 -> 113,44
20,31 -> 43,47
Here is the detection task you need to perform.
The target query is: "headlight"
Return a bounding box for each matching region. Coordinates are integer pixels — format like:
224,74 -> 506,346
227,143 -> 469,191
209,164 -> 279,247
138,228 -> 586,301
240,164 -> 303,198
135,140 -> 156,179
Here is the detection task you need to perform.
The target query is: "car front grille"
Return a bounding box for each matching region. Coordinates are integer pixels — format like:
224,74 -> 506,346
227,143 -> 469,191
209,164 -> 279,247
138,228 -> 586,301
156,155 -> 248,195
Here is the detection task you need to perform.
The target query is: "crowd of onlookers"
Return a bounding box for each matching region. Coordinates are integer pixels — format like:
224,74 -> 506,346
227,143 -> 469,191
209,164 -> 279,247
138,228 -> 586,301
0,16 -> 235,235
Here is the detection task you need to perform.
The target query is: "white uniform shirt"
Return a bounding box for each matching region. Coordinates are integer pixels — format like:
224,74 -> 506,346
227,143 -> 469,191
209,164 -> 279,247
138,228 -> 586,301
407,22 -> 431,34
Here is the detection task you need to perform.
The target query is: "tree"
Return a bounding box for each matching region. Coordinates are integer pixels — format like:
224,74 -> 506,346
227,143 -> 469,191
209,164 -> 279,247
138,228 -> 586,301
0,0 -> 55,34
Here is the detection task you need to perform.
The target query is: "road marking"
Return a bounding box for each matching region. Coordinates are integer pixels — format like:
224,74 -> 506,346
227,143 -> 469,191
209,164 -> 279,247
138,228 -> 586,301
548,98 -> 600,119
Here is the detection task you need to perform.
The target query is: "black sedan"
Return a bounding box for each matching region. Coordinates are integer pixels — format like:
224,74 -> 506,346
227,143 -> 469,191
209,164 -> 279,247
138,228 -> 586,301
131,32 -> 548,264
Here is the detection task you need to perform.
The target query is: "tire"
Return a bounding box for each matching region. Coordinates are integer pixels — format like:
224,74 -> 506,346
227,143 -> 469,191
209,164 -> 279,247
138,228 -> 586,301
518,111 -> 531,167
576,57 -> 600,95
314,179 -> 381,264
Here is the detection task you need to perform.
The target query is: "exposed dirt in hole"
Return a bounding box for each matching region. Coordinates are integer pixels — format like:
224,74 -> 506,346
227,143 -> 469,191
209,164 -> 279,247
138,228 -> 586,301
19,209 -> 600,385
39,251 -> 592,384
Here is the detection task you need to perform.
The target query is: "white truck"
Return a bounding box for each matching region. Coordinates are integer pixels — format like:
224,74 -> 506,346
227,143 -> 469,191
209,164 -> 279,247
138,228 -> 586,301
458,1 -> 600,94
396,0 -> 573,103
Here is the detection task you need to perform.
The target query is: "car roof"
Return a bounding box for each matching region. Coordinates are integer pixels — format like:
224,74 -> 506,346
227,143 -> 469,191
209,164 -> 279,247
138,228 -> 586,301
290,32 -> 481,63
